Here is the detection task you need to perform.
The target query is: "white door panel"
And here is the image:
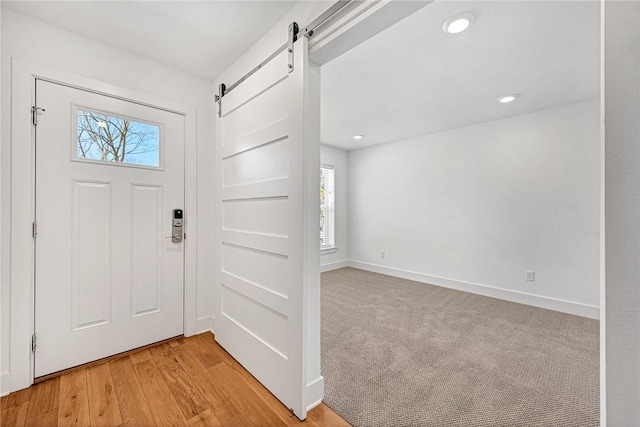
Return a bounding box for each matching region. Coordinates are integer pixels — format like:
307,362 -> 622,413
35,80 -> 185,377
215,37 -> 313,418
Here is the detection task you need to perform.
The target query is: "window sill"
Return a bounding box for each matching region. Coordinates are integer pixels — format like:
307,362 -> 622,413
321,247 -> 338,255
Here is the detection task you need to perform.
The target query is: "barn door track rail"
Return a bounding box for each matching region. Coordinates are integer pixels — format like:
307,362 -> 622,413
214,0 -> 353,117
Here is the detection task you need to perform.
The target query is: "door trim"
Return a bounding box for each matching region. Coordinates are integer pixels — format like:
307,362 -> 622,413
9,58 -> 198,392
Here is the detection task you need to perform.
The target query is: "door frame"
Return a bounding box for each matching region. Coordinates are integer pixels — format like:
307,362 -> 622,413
8,58 -> 198,392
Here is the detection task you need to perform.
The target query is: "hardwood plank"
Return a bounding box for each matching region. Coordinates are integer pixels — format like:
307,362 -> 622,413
1,401 -> 29,427
128,349 -> 152,365
297,418 -> 322,427
169,338 -> 185,348
187,408 -> 223,427
185,362 -> 254,427
170,340 -> 209,379
149,344 -> 209,420
194,334 -> 299,425
57,369 -> 90,427
25,409 -> 58,427
208,363 -> 286,427
307,404 -> 351,426
26,377 -> 59,419
188,333 -> 224,368
1,388 -> 32,410
35,336 -> 183,384
195,333 -> 236,366
133,359 -> 187,426
86,363 -> 122,427
109,357 -> 156,427
225,362 -> 300,426
170,341 -> 256,426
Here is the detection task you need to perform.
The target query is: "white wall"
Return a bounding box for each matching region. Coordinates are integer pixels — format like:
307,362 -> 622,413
347,100 -> 600,318
1,9 -> 215,392
603,1 -> 640,424
320,144 -> 349,271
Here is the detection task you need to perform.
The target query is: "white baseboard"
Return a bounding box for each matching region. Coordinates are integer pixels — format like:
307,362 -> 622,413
305,376 -> 325,412
1,371 -> 10,397
320,260 -> 349,273
196,316 -> 215,335
348,260 -> 599,319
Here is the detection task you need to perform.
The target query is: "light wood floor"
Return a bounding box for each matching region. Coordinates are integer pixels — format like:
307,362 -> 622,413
1,333 -> 349,426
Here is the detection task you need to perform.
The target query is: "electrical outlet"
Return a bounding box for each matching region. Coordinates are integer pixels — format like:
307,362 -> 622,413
526,270 -> 535,282
380,250 -> 385,258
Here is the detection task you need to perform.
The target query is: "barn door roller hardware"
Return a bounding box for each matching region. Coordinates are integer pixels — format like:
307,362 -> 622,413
214,0 -> 353,109
287,22 -> 299,73
214,83 -> 226,117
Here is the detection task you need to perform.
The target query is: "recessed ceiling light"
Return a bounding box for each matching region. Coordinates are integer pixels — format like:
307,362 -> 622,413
96,121 -> 108,128
443,13 -> 475,34
352,134 -> 363,140
497,94 -> 519,104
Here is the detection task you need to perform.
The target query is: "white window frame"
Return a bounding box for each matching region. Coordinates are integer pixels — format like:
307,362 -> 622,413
72,105 -> 165,170
320,164 -> 336,251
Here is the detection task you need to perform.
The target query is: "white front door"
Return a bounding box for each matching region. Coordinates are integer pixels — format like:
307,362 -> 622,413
34,79 -> 185,377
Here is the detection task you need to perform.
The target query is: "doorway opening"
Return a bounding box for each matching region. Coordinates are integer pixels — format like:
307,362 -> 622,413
317,1 -> 601,425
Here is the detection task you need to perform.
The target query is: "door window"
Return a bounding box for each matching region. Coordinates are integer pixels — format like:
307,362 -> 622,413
320,165 -> 335,249
75,107 -> 162,168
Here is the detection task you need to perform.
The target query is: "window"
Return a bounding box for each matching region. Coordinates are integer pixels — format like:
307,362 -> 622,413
320,165 -> 335,249
75,108 -> 161,168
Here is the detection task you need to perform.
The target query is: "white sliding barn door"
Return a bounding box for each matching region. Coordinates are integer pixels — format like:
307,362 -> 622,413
215,37 -> 317,419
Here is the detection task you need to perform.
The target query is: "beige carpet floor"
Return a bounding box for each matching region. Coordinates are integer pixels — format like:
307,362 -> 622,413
321,267 -> 599,427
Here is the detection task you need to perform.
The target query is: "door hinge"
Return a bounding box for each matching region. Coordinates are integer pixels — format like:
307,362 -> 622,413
32,334 -> 37,352
215,83 -> 226,118
32,221 -> 38,238
287,22 -> 299,73
31,106 -> 45,126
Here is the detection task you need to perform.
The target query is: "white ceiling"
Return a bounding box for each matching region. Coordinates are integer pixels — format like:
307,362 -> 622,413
321,1 -> 601,150
2,1 -> 297,81
3,0 -> 600,149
